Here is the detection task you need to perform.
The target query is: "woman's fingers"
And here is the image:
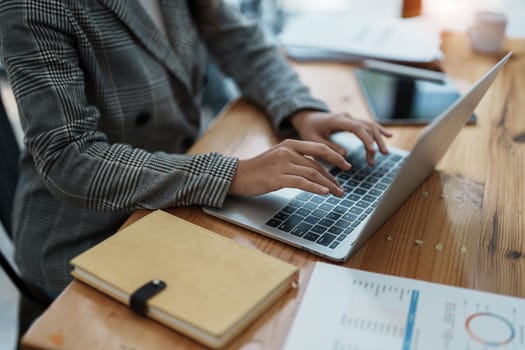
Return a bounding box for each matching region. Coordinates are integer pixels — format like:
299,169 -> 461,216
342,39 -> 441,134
334,114 -> 393,164
337,120 -> 376,165
277,140 -> 346,196
280,174 -> 332,196
372,125 -> 389,155
286,157 -> 344,196
312,137 -> 347,157
229,139 -> 352,197
279,139 -> 351,171
289,110 -> 392,165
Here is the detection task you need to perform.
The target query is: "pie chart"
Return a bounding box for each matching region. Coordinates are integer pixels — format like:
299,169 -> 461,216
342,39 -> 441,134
465,312 -> 515,346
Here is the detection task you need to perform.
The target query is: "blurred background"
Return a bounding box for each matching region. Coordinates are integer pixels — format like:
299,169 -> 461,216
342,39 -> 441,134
231,0 -> 524,37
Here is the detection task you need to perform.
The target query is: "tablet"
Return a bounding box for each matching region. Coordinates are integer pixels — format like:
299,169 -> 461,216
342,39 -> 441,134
355,67 -> 476,125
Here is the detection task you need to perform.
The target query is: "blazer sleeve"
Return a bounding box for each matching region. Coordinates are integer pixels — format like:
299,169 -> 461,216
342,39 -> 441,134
0,1 -> 238,212
190,1 -> 330,134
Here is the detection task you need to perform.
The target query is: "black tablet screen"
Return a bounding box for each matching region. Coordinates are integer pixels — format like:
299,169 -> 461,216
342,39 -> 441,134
355,68 -> 476,125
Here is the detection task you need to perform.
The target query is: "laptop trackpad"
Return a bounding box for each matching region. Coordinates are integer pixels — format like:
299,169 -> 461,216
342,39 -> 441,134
204,188 -> 301,228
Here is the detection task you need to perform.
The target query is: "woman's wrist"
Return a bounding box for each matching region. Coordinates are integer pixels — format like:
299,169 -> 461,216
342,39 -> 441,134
289,109 -> 318,132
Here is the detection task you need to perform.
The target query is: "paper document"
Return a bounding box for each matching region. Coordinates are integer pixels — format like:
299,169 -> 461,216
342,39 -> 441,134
279,14 -> 443,63
284,262 -> 524,350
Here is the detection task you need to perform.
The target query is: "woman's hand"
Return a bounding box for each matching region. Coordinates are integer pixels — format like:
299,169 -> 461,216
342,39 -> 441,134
229,139 -> 351,197
290,110 -> 393,166
228,110 -> 392,198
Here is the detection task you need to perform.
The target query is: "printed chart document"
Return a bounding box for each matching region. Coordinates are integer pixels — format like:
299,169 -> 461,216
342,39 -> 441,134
284,262 -> 524,350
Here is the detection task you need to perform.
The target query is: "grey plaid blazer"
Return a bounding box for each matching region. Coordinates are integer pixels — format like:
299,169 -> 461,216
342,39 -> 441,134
0,0 -> 328,291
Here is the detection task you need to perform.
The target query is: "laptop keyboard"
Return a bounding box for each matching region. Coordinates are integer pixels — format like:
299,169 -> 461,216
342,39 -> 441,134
264,149 -> 405,250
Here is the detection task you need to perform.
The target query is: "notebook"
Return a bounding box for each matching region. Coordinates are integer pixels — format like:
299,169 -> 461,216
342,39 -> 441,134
204,52 -> 511,262
70,210 -> 299,349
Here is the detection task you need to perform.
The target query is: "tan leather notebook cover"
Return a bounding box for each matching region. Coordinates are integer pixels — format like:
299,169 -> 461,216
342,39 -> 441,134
70,210 -> 299,349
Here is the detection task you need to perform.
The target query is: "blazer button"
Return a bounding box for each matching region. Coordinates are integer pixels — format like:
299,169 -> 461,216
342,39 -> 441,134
135,112 -> 150,126
182,137 -> 194,149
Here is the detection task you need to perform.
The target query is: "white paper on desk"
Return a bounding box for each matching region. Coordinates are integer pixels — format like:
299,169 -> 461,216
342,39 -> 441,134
284,262 -> 525,350
279,14 -> 443,63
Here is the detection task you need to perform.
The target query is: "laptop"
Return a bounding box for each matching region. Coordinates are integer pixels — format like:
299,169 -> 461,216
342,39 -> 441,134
204,53 -> 511,262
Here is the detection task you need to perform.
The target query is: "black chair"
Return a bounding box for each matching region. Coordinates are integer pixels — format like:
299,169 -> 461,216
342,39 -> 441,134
0,81 -> 53,343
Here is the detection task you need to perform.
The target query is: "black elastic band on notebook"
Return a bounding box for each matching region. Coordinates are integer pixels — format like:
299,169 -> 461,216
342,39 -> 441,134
129,279 -> 166,316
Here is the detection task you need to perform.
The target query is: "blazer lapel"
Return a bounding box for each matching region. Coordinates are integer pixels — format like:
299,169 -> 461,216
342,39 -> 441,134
98,0 -> 194,95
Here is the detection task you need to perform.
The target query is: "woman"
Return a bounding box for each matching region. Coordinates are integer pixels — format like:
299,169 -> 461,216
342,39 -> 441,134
0,0 -> 391,295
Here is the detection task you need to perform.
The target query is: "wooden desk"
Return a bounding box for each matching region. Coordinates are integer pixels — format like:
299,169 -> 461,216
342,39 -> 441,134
21,32 -> 525,350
